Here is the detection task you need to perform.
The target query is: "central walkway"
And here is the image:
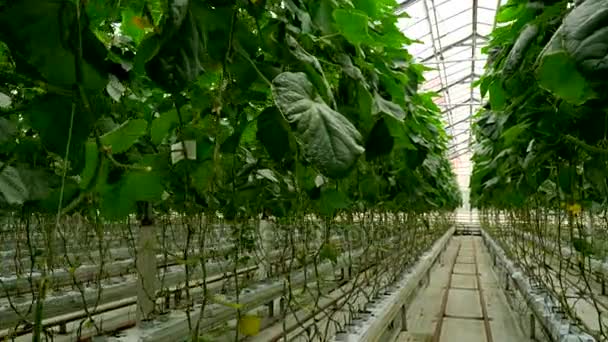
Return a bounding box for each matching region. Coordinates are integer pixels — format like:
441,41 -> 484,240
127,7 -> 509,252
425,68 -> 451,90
398,235 -> 527,342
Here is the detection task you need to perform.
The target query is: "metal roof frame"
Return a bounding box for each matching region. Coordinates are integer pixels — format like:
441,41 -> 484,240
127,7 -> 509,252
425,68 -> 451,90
399,0 -> 498,164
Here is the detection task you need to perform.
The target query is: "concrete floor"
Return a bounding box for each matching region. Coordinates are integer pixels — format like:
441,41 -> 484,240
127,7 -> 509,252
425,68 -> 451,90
397,235 -> 527,342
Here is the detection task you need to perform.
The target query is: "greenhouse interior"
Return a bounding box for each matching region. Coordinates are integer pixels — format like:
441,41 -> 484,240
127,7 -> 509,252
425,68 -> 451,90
0,0 -> 607,341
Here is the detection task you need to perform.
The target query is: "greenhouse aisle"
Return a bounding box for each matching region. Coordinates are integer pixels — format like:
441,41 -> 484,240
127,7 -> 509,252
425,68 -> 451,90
398,235 -> 527,342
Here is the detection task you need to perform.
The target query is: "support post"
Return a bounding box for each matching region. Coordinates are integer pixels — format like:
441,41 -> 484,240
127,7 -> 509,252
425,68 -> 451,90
136,203 -> 158,325
400,305 -> 408,331
257,217 -> 273,280
529,313 -> 536,340
267,300 -> 275,317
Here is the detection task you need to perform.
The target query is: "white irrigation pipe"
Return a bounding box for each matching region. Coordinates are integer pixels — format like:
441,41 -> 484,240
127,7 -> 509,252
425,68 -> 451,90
333,227 -> 454,342
481,228 -> 596,342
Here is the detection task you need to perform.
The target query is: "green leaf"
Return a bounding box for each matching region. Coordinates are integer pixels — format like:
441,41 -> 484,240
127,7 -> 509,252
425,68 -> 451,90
359,175 -> 380,202
28,95 -> 96,156
121,8 -> 147,44
100,119 -> 147,154
478,76 -> 491,98
384,116 -> 415,151
79,140 -> 99,189
192,160 -> 214,196
151,110 -> 179,145
536,51 -> 596,105
142,0 -> 206,91
122,170 -> 164,202
0,92 -> 12,109
256,169 -> 279,183
495,4 -> 522,23
353,0 -> 377,18
372,92 -> 405,120
365,118 -> 394,160
100,169 -> 163,220
256,107 -> 293,163
572,238 -> 594,257
319,242 -> 340,264
0,163 -> 28,205
336,54 -> 364,81
0,0 -> 107,90
0,117 -> 17,144
310,0 -> 335,34
501,123 -> 529,146
286,35 -> 336,107
489,81 -> 506,110
17,168 -> 51,201
332,9 -> 373,45
271,72 -> 364,178
503,24 -> 539,75
106,75 -> 126,102
100,183 -> 135,220
318,188 -> 350,216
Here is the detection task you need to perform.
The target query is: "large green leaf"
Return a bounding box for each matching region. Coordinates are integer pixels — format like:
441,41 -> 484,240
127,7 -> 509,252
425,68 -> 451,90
151,110 -> 179,145
372,92 -> 405,120
286,35 -> 336,107
79,140 -> 99,189
384,116 -> 416,151
0,0 -> 108,90
495,4 -> 523,23
192,160 -> 215,197
489,81 -> 506,110
536,51 -> 596,105
256,107 -> 294,163
17,168 -> 52,201
318,188 -> 350,217
365,118 -> 394,160
100,169 -> 164,220
558,0 -> 608,78
122,170 -> 164,202
332,9 -> 373,46
141,0 -> 208,92
271,72 -> 364,178
100,119 -> 147,154
353,0 -> 377,18
0,163 -> 28,205
0,117 -> 17,144
359,175 -> 380,202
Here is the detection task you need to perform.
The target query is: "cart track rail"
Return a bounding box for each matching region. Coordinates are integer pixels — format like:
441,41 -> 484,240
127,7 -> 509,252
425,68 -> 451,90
432,235 -> 494,342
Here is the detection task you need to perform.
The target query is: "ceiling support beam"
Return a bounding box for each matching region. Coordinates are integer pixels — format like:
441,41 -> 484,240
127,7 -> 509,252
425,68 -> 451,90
424,58 -> 487,65
421,34 -> 473,63
449,149 -> 473,160
419,32 -> 487,63
421,0 -> 455,134
445,116 -> 473,129
435,74 -> 480,93
468,0 -> 479,148
397,0 -> 421,12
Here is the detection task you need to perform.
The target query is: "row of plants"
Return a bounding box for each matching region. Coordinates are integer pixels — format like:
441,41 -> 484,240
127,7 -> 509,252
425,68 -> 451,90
0,0 -> 461,221
471,0 -> 608,338
0,0 -> 461,340
0,212 -> 453,340
471,0 -> 608,214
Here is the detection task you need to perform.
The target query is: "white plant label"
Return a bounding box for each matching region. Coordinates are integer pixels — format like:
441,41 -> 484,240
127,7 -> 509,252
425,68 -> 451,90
171,140 -> 197,164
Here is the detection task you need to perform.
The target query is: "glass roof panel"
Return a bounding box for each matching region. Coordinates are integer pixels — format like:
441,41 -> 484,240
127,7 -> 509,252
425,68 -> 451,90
437,11 -> 472,34
399,0 -> 500,197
